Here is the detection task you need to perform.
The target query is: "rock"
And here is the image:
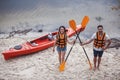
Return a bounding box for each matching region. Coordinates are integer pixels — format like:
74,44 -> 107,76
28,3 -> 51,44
109,38 -> 120,49
6,29 -> 32,39
38,29 -> 43,32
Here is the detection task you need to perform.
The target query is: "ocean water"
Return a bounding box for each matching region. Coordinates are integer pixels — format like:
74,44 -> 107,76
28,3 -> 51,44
0,0 -> 120,38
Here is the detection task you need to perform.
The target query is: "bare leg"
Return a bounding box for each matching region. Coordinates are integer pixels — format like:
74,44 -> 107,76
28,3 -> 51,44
58,52 -> 61,64
97,57 -> 101,70
61,51 -> 65,63
93,57 -> 97,71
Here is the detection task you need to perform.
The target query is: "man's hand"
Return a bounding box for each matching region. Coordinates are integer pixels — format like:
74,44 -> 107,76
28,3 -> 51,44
102,47 -> 107,51
80,43 -> 84,46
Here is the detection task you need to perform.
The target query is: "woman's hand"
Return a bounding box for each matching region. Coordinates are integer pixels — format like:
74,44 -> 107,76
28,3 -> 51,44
53,48 -> 55,52
72,39 -> 76,44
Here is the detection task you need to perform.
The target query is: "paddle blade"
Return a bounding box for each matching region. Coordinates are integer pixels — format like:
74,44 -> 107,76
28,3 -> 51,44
69,19 -> 76,31
88,60 -> 92,70
88,61 -> 92,70
81,16 -> 89,28
59,61 -> 66,72
90,64 -> 92,70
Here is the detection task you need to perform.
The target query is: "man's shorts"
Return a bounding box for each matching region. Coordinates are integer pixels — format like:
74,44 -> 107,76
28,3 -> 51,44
57,46 -> 66,53
93,49 -> 103,57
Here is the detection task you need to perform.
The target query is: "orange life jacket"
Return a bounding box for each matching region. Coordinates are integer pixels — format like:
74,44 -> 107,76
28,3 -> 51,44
94,32 -> 106,48
56,33 -> 67,48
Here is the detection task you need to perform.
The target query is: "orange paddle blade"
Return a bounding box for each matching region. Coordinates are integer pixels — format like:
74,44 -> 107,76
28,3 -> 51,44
59,61 -> 66,72
69,19 -> 76,31
88,60 -> 92,70
81,16 -> 89,28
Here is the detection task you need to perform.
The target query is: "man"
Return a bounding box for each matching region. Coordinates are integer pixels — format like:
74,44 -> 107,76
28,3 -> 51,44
81,25 -> 111,70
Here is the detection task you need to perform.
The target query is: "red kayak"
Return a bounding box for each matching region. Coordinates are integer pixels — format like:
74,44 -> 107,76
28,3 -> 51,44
2,25 -> 84,60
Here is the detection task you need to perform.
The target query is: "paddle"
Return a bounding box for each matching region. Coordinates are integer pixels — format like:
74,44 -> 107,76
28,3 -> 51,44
81,16 -> 89,28
59,20 -> 80,72
59,16 -> 91,72
70,16 -> 92,70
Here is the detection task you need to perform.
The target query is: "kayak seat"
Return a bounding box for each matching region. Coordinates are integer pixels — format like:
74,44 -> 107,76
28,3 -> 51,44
29,41 -> 38,47
31,42 -> 38,46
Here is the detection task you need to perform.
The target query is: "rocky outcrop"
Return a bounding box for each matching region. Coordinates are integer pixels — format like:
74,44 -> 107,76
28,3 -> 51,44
6,29 -> 32,39
109,38 -> 120,49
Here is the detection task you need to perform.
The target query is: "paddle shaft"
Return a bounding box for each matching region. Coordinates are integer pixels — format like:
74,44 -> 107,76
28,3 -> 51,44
64,31 -> 91,63
64,32 -> 80,62
75,31 -> 92,66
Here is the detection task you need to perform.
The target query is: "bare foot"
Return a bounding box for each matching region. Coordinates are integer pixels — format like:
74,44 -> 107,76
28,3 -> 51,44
93,67 -> 96,71
97,66 -> 100,71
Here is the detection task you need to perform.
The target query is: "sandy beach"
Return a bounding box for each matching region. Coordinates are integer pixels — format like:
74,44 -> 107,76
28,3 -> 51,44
0,33 -> 120,80
0,0 -> 120,80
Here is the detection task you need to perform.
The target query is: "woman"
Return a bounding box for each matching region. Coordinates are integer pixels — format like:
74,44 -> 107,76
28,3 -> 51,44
53,26 -> 74,64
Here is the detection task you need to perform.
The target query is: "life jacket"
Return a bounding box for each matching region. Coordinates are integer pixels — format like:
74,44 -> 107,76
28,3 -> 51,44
56,33 -> 67,48
94,32 -> 106,48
